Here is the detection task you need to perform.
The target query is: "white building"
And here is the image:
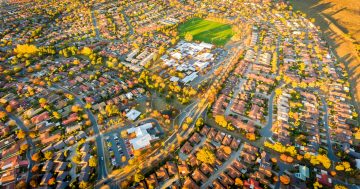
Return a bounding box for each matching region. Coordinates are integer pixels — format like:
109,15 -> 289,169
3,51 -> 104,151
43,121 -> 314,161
126,109 -> 141,121
182,72 -> 198,84
127,123 -> 158,150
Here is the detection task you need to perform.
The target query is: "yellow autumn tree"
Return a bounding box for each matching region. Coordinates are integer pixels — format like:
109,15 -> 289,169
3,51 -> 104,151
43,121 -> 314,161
80,47 -> 92,56
14,44 -> 39,55
214,115 -> 228,127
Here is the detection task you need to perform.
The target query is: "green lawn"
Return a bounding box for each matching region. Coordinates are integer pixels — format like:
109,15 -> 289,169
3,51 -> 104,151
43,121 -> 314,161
178,17 -> 234,46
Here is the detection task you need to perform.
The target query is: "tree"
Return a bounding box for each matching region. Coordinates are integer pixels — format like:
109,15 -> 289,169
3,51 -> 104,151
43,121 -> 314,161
31,164 -> 39,173
246,133 -> 256,141
48,177 -> 56,185
16,180 -> 26,189
334,185 -> 347,189
313,181 -> 323,189
196,147 -> 216,164
195,118 -> 204,127
17,130 -> 26,139
5,105 -> 12,112
235,178 -> 243,186
280,175 -> 290,185
44,151 -> 53,160
52,111 -> 61,119
182,123 -> 189,131
89,156 -> 97,167
14,44 -> 39,55
121,156 -> 127,162
39,98 -> 47,105
222,146 -> 232,155
184,32 -> 193,41
72,154 -> 81,164
0,111 -> 7,121
29,179 -> 38,188
185,117 -> 193,124
71,105 -> 83,112
20,144 -> 29,151
80,47 -> 92,56
214,115 -> 228,127
275,88 -> 282,96
79,181 -> 89,189
134,171 -> 145,183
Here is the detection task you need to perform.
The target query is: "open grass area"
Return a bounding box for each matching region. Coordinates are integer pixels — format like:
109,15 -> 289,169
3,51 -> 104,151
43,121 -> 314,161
178,17 -> 234,46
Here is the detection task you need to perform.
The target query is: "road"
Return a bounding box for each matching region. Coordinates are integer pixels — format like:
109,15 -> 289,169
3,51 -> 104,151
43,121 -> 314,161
120,8 -> 134,36
91,9 -> 101,40
259,91 -> 275,137
51,84 -> 109,180
320,96 -> 340,162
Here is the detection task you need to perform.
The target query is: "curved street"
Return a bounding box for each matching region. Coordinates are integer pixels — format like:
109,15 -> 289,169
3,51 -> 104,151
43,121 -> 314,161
51,84 -> 109,180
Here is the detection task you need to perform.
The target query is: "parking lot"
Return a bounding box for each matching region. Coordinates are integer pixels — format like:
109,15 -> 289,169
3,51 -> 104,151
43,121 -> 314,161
104,132 -> 132,168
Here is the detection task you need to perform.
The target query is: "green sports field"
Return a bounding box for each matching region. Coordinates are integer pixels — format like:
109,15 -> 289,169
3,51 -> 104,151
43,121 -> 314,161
178,18 -> 234,46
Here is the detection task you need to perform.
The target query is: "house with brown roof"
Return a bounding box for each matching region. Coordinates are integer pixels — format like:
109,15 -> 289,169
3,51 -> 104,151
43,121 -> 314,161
191,169 -> 208,184
219,172 -> 234,187
212,180 -> 226,189
226,166 -> 241,179
240,151 -> 256,164
181,141 -> 193,155
187,154 -> 198,167
203,142 -> 216,151
243,143 -> 258,154
31,111 -> 50,124
232,159 -> 247,173
200,125 -> 210,136
230,139 -> 240,150
226,117 -> 255,133
183,177 -> 199,189
189,132 -> 202,145
0,169 -> 16,186
145,174 -> 158,189
200,163 -> 214,176
216,150 -> 229,161
155,167 -> 169,182
208,128 -> 217,140
178,163 -> 190,176
165,161 -> 178,177
214,131 -> 225,143
221,135 -> 232,146
40,131 -> 62,145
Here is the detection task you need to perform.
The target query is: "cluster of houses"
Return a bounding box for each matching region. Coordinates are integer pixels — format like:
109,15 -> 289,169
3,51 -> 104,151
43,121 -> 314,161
132,125 -> 278,189
0,80 -> 98,188
125,0 -> 190,34
94,1 -> 129,39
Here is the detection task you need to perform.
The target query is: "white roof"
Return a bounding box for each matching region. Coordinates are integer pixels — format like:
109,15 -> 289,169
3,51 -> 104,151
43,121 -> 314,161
127,123 -> 156,150
182,72 -> 198,84
172,52 -> 182,60
170,76 -> 180,82
126,109 -> 141,120
129,134 -> 152,150
194,61 -> 209,70
199,42 -> 214,49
